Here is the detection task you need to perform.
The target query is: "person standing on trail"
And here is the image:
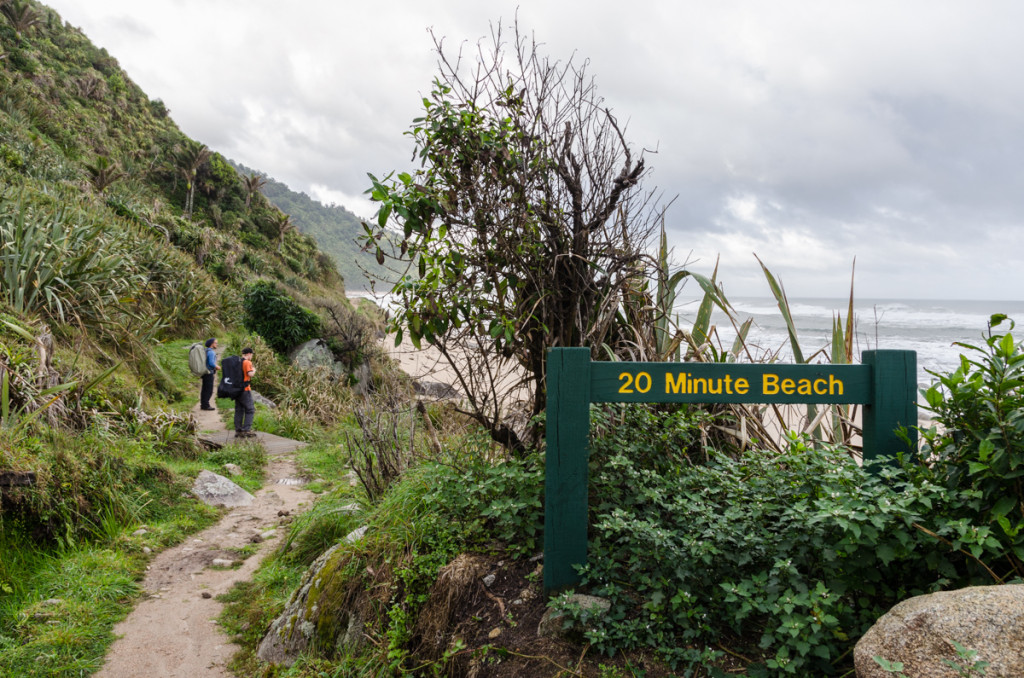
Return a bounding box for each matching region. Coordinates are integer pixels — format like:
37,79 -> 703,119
234,347 -> 257,438
200,338 -> 219,411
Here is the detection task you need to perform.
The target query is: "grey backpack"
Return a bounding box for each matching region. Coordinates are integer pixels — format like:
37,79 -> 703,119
188,343 -> 208,377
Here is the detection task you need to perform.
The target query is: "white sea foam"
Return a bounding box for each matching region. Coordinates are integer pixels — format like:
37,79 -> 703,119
362,289 -> 1023,389
679,296 -> 1024,388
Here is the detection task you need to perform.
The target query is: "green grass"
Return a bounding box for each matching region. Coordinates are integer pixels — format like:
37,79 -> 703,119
295,437 -> 351,489
0,498 -> 221,677
252,408 -> 320,442
0,421 -> 263,676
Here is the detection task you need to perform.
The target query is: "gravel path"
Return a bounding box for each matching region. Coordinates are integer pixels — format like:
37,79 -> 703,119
95,401 -> 313,677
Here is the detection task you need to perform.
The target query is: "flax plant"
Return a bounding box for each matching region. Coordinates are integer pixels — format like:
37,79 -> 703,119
0,190 -> 138,326
645,247 -> 861,453
748,255 -> 860,450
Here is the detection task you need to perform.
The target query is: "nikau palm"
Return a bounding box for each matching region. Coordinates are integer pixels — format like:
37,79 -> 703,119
0,0 -> 41,39
174,141 -> 210,219
243,172 -> 267,212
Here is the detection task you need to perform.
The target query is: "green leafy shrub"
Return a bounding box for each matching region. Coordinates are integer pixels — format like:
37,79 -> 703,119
241,280 -> 320,353
5,48 -> 37,75
423,442 -> 544,558
920,314 -> 1024,580
0,143 -> 25,171
556,405 -> 997,675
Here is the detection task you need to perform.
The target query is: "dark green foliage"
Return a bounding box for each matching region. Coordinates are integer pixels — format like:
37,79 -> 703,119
920,314 -> 1024,580
4,47 -> 36,74
423,442 -> 544,558
557,404 -> 1001,675
149,98 -> 168,118
242,280 -> 321,353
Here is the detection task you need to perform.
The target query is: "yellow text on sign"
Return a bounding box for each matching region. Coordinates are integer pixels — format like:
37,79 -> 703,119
618,371 -> 653,393
616,371 -> 849,397
665,373 -> 749,395
761,374 -> 844,396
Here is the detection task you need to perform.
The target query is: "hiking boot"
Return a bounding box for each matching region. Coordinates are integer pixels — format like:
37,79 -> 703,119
238,431 -> 257,439
201,406 -> 216,411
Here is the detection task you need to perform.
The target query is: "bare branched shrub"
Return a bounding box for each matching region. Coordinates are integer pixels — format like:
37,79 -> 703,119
364,20 -> 665,454
345,401 -> 414,502
315,298 -> 375,370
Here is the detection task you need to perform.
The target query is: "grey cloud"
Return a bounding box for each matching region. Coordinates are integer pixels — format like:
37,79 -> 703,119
41,0 -> 1024,298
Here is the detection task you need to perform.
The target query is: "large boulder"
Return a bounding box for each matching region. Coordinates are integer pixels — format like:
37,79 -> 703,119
192,470 -> 254,508
413,380 -> 458,399
854,584 -> 1024,677
288,339 -> 345,379
257,544 -> 365,666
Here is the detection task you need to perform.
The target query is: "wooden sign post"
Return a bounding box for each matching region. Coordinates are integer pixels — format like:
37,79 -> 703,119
543,348 -> 917,595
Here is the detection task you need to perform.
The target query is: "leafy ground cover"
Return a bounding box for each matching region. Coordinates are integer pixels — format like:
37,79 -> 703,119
212,317 -> 1024,677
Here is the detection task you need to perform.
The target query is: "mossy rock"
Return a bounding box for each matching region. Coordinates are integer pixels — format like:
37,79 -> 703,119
256,543 -> 365,666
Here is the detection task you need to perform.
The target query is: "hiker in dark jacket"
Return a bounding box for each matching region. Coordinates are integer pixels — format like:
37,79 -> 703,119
200,338 -> 219,411
235,347 -> 256,438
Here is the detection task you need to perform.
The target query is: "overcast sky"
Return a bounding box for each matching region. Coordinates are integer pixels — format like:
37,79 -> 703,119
42,1 -> 1024,300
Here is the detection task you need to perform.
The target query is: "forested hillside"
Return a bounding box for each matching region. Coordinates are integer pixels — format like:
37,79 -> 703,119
232,161 -> 376,289
0,0 -> 342,306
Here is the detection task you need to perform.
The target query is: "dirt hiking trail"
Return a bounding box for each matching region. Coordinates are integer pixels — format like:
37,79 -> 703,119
96,401 -> 313,678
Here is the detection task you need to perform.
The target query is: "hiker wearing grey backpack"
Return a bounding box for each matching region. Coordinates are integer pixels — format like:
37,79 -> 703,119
200,338 -> 219,411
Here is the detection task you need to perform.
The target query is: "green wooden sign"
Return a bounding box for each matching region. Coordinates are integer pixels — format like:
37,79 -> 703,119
543,348 -> 917,595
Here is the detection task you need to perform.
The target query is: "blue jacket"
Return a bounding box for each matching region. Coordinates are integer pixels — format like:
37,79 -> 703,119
206,347 -> 217,373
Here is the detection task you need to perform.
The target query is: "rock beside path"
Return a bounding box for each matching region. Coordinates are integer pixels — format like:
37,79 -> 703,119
257,544 -> 366,666
192,470 -> 254,507
854,584 -> 1024,677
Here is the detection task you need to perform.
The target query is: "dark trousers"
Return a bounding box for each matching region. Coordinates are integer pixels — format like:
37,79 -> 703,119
200,372 -> 214,408
234,390 -> 255,432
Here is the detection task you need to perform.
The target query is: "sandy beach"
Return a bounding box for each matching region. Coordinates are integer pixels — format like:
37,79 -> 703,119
350,291 -> 931,457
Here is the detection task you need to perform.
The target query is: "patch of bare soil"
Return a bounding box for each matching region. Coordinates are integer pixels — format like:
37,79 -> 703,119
95,402 -> 315,678
410,553 -> 678,678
